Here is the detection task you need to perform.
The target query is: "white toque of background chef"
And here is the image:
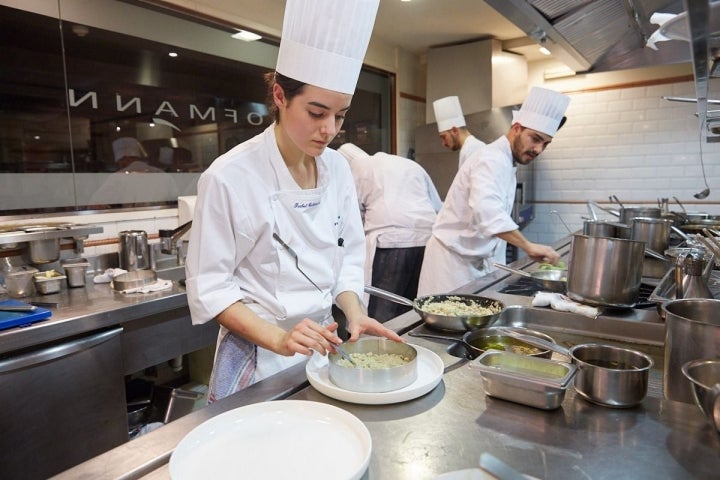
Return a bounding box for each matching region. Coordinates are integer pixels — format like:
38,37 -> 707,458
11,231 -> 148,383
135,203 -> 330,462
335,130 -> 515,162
185,0 -> 402,403
432,95 -> 485,169
418,87 -> 571,296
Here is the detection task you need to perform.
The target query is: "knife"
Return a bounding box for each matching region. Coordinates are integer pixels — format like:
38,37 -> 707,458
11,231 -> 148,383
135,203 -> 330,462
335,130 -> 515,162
0,305 -> 38,312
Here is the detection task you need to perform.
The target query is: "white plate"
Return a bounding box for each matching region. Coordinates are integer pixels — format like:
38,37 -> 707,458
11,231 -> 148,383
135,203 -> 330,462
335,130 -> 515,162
169,400 -> 371,480
306,344 -> 444,404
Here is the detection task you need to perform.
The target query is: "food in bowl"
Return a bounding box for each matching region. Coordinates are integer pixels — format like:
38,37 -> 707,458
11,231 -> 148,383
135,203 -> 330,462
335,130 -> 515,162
336,351 -> 412,369
420,296 -> 502,316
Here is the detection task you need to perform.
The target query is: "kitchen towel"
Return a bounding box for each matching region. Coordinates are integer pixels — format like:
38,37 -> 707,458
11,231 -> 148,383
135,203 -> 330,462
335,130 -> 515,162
532,292 -> 599,318
93,268 -> 128,283
120,278 -> 172,294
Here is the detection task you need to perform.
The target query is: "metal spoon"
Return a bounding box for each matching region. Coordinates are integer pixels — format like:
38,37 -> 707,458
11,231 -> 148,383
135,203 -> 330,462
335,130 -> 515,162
334,343 -> 356,366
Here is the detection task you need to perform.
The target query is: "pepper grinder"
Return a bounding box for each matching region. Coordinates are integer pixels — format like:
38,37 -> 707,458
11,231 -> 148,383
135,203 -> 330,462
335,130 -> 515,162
675,252 -> 714,299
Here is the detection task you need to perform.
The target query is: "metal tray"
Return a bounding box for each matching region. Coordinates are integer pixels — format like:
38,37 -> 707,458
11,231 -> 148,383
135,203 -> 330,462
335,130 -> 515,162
470,350 -> 577,410
649,268 -> 720,304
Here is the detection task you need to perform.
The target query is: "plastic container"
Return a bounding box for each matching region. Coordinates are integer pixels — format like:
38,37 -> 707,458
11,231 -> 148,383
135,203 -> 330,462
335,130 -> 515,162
4,266 -> 39,297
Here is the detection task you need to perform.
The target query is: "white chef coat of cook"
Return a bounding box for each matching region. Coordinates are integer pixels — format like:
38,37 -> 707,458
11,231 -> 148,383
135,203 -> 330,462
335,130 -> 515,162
458,134 -> 484,169
185,126 -> 365,395
341,146 -> 442,301
418,135 -> 517,296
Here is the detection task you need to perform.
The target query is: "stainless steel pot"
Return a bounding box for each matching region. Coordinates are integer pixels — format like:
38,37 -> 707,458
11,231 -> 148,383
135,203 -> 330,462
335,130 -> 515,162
619,207 -> 662,226
582,220 -> 631,239
364,285 -> 504,332
632,217 -> 673,278
497,329 -> 653,408
328,337 -> 418,393
662,298 -> 720,403
566,235 -> 646,308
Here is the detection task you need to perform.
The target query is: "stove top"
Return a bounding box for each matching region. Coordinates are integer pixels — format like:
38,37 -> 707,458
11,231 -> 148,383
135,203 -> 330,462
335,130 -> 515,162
498,277 -> 658,309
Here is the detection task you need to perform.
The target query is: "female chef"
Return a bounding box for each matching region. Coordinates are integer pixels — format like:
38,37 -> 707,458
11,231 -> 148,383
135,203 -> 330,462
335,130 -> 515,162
185,0 -> 402,402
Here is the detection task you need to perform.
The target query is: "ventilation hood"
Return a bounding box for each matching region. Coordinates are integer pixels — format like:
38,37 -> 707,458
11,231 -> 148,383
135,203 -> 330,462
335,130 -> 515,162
486,0 -> 692,73
487,0 -> 720,141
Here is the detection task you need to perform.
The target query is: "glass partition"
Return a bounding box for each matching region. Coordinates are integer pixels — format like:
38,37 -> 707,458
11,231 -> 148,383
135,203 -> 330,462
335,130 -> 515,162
0,0 -> 392,215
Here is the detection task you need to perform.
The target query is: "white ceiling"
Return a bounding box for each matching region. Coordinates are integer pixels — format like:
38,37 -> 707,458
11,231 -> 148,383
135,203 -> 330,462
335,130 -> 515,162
205,0 -> 549,62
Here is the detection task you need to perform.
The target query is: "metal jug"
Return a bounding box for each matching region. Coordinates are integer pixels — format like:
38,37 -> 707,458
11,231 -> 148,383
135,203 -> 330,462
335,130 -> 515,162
118,230 -> 149,271
674,252 -> 714,300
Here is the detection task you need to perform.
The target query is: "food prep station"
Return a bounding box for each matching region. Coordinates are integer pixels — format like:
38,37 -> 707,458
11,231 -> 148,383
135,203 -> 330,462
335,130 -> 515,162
47,235 -> 720,480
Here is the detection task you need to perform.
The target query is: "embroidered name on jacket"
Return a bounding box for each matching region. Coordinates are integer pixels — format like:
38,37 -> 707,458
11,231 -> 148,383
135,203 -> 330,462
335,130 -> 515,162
294,201 -> 320,208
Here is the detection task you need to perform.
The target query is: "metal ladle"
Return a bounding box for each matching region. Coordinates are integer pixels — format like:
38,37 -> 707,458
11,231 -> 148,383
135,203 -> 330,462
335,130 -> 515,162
695,121 -> 711,199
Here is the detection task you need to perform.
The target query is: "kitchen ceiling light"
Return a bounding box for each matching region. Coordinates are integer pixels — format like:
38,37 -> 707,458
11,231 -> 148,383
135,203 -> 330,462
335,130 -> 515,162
539,46 -> 551,55
231,30 -> 262,42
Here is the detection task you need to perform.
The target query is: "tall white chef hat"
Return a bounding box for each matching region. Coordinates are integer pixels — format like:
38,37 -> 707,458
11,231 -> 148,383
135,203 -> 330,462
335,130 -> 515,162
512,86 -> 570,137
338,143 -> 369,166
433,96 -> 467,133
275,0 -> 380,95
112,137 -> 146,162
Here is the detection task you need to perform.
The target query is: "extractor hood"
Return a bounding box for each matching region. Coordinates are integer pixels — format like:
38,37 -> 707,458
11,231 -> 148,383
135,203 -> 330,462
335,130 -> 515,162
486,0 -> 692,73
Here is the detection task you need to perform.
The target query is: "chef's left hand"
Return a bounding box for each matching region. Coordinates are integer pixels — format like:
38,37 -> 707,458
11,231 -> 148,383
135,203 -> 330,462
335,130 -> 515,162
345,311 -> 405,343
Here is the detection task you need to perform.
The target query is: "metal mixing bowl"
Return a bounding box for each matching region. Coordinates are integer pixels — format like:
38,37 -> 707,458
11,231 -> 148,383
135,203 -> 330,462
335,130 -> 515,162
682,359 -> 720,433
328,337 -> 418,393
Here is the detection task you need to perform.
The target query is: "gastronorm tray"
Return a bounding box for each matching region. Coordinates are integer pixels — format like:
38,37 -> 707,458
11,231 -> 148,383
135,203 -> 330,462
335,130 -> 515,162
470,350 -> 577,410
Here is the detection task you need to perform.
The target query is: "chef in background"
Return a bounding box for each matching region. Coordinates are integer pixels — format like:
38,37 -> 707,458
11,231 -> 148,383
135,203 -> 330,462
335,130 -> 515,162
418,87 -> 570,296
338,143 -> 442,321
433,95 -> 485,169
185,0 -> 401,403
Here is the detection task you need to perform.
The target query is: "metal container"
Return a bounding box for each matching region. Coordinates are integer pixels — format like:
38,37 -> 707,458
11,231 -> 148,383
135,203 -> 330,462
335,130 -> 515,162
4,266 -> 39,297
566,235 -> 646,308
631,217 -> 672,252
582,220 -> 631,239
119,230 -> 149,271
570,343 -> 653,408
33,270 -> 67,294
662,298 -> 720,403
328,337 -> 418,393
619,207 -> 662,226
112,269 -> 157,292
471,350 -> 577,410
28,238 -> 61,264
62,259 -> 90,288
681,359 -> 720,433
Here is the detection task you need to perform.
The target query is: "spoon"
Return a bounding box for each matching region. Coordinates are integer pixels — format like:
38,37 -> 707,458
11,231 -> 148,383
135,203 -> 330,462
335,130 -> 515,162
333,343 -> 356,366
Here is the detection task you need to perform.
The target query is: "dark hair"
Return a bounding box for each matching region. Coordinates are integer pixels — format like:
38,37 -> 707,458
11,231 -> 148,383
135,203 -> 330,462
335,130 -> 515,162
264,72 -> 306,123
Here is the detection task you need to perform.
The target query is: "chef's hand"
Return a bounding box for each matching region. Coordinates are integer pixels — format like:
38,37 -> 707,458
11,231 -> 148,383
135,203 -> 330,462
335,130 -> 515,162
524,243 -> 561,265
344,311 -> 405,344
279,318 -> 344,357
336,290 -> 404,343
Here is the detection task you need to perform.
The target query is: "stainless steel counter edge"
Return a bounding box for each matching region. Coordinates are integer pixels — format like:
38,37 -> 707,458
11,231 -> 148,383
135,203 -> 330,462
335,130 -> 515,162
0,281 -> 189,354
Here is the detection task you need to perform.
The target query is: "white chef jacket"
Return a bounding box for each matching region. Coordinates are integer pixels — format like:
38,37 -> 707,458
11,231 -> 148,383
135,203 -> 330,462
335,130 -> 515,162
185,126 -> 365,394
418,135 -> 518,296
458,134 -> 485,169
349,152 -> 442,290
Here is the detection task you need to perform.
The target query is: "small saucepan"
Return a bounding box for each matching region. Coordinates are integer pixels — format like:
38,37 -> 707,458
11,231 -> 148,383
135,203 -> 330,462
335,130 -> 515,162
493,263 -> 567,293
496,328 -> 653,408
364,286 -> 504,332
408,326 -> 556,360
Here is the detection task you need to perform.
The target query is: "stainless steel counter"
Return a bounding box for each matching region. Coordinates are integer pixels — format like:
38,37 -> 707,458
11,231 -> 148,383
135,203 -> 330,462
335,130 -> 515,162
54,240 -> 720,480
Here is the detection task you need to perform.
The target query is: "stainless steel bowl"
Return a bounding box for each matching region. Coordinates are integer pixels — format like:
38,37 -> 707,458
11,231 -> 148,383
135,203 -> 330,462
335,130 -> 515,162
328,337 -> 418,393
682,359 -> 720,433
571,343 -> 653,408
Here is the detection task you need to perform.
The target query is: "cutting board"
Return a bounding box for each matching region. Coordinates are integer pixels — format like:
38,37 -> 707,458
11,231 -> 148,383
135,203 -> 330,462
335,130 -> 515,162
0,299 -> 52,331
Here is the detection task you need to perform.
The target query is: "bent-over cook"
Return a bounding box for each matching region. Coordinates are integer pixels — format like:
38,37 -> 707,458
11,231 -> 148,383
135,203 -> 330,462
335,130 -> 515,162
420,295 -> 502,317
